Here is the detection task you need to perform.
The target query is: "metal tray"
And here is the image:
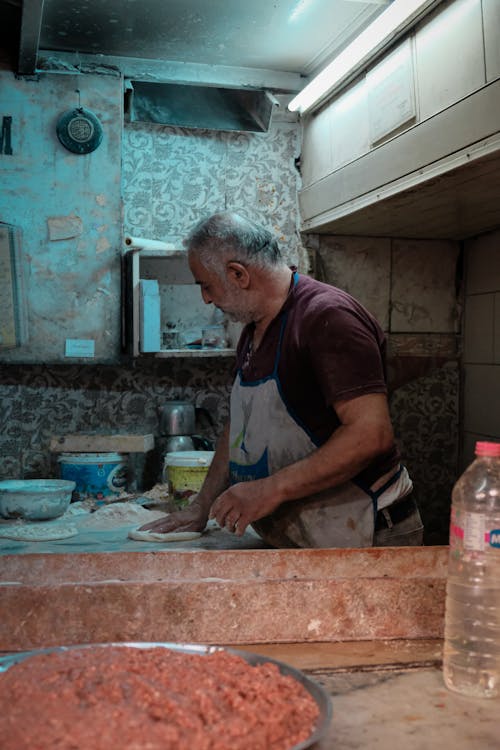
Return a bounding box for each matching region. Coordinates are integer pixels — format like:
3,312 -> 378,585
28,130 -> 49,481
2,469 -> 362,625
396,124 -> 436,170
0,641 -> 333,750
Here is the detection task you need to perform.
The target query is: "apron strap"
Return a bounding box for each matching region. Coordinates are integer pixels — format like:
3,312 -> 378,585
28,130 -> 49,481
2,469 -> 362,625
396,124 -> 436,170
352,464 -> 405,522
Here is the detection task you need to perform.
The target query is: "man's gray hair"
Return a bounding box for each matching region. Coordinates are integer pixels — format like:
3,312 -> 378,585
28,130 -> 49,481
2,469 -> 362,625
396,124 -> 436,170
184,211 -> 284,275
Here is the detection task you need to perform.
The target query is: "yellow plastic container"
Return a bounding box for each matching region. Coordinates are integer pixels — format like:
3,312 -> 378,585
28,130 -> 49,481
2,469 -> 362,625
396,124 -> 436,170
162,451 -> 214,507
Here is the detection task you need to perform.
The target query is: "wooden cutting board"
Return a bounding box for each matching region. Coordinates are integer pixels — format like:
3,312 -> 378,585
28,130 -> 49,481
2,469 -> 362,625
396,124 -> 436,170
49,434 -> 155,453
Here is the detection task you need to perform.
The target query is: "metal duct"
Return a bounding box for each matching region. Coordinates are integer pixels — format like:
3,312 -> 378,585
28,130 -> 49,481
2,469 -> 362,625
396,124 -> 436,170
127,81 -> 275,133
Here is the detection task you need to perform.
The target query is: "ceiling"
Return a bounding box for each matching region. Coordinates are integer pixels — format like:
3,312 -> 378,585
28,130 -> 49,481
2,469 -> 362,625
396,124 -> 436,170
2,0 -> 498,240
1,0 -> 392,79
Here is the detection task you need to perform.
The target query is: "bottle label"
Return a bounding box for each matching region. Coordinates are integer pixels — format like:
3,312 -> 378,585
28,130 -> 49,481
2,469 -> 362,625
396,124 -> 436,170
450,508 -> 500,551
463,511 -> 485,550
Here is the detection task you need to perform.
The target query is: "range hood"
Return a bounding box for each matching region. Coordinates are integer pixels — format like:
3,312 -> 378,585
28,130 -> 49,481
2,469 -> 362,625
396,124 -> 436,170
126,81 -> 276,133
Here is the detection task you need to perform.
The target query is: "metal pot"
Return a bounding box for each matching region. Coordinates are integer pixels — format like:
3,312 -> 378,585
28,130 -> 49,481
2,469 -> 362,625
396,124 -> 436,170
159,401 -> 196,436
164,435 -> 195,452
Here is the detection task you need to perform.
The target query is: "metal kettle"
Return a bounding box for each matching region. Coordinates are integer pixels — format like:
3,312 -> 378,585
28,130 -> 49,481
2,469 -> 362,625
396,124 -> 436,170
159,401 -> 196,436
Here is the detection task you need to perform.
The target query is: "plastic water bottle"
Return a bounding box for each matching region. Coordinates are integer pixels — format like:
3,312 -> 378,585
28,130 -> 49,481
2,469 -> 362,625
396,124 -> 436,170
443,441 -> 500,697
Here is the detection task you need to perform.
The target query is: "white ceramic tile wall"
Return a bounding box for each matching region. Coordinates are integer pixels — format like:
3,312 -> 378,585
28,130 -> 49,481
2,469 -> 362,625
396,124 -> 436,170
463,363 -> 500,435
390,240 -> 460,332
415,0 -> 484,121
462,430 -> 492,468
463,293 -> 495,363
495,293 -> 500,364
317,236 -> 391,329
465,231 -> 500,293
462,229 -> 500,464
483,0 -> 500,82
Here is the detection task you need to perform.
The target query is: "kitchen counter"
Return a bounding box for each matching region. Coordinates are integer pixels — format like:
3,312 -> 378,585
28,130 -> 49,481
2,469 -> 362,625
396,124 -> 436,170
316,667 -> 498,748
1,543 -> 447,651
239,641 -> 498,749
2,638 -> 496,748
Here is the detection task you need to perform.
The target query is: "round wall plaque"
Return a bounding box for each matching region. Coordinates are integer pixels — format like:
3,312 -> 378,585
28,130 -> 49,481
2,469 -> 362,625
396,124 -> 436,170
56,108 -> 103,154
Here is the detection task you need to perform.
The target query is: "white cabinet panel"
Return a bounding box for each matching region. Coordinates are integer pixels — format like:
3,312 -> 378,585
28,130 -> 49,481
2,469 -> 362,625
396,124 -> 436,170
483,0 -> 500,82
331,80 -> 370,170
415,0 -> 484,120
301,106 -> 332,187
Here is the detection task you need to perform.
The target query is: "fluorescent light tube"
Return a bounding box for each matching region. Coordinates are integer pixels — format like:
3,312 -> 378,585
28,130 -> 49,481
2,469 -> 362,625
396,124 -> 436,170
288,0 -> 439,114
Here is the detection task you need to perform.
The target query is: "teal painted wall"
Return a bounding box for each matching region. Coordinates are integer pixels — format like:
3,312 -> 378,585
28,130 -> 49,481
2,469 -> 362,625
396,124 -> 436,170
0,68 -> 123,363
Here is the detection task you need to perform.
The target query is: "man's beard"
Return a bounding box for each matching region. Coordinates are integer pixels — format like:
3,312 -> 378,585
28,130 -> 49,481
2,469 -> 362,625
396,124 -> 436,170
218,307 -> 255,325
216,286 -> 256,324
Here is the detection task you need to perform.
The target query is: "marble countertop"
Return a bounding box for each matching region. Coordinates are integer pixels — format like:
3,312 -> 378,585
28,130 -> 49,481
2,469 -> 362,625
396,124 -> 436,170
313,667 -> 497,749
242,642 -> 498,750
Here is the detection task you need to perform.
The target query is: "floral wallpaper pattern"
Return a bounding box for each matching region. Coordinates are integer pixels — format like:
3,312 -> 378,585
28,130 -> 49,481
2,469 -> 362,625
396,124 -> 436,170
122,120 -> 305,267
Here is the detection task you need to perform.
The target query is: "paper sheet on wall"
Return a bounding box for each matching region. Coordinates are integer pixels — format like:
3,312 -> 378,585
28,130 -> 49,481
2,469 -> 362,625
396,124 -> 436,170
367,39 -> 416,145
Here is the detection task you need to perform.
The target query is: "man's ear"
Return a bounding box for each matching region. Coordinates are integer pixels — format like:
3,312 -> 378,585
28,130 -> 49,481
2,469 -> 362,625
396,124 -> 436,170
226,261 -> 250,288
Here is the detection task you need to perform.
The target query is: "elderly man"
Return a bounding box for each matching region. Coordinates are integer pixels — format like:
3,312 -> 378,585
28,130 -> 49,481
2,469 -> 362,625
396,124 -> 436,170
141,211 -> 423,547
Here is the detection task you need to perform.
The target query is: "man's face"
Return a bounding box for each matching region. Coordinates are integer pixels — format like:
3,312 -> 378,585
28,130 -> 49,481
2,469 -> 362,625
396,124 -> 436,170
188,254 -> 254,324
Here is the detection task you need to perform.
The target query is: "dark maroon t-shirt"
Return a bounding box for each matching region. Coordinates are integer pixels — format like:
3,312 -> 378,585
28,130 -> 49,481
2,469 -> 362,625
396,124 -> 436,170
234,273 -> 399,488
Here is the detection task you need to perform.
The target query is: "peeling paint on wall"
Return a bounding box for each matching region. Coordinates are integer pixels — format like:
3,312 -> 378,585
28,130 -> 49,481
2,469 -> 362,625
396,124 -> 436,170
47,214 -> 83,240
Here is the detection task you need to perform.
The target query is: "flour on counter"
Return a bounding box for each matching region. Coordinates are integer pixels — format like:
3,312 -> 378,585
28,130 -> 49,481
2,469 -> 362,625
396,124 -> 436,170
128,528 -> 202,543
73,502 -> 167,531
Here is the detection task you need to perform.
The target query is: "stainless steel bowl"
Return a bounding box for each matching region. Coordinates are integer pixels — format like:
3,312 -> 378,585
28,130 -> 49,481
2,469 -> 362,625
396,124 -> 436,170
0,479 -> 76,520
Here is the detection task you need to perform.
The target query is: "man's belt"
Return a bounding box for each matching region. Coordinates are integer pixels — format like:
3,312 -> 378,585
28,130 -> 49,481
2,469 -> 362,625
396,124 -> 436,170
375,495 -> 418,530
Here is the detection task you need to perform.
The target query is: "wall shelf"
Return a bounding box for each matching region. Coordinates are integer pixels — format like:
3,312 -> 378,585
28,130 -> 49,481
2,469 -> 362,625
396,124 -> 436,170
123,246 -> 241,357
154,348 -> 236,358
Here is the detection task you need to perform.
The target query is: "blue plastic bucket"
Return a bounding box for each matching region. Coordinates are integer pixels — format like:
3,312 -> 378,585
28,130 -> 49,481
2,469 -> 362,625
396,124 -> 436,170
58,452 -> 128,501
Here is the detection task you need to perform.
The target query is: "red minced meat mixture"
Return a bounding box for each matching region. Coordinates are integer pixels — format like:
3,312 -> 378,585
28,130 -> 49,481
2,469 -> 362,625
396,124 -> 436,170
0,646 -> 320,749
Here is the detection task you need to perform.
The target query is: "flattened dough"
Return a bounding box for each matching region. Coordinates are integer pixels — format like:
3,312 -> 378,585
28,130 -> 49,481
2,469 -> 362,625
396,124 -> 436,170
128,527 -> 202,543
0,524 -> 78,542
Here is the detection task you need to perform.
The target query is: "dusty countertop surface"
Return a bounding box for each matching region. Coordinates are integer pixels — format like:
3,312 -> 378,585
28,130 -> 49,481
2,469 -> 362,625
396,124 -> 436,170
0,500 -> 267,554
238,641 -> 498,750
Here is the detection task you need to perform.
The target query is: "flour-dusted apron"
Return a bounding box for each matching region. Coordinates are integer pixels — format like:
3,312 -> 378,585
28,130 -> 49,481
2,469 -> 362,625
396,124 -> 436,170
229,312 -> 411,548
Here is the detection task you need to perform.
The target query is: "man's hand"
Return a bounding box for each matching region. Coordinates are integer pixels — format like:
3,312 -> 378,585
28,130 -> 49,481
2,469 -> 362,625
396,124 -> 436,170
209,480 -> 282,536
139,497 -> 208,534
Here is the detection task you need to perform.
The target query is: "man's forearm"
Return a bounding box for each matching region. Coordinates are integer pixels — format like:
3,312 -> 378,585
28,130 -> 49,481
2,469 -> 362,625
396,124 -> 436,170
264,393 -> 395,506
194,422 -> 231,517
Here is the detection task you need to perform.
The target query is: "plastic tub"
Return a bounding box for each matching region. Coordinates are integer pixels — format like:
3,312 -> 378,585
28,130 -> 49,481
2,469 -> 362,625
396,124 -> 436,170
162,451 -> 214,507
58,452 -> 128,501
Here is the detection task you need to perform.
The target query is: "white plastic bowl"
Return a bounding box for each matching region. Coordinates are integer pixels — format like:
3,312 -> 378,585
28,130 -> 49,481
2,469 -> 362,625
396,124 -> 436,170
0,479 -> 76,521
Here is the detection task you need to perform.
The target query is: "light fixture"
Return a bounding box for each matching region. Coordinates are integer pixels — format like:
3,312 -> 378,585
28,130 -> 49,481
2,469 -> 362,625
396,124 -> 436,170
288,0 -> 440,114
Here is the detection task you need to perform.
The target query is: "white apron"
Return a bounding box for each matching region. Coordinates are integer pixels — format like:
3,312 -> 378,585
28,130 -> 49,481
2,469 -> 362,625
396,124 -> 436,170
229,313 -> 411,548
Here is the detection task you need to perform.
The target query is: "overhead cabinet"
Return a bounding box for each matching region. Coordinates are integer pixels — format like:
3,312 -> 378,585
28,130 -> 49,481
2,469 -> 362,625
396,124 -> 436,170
299,0 -> 500,240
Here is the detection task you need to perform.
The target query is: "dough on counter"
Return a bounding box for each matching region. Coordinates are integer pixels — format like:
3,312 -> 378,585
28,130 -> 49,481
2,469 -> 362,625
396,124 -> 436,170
128,527 -> 202,543
0,524 -> 78,542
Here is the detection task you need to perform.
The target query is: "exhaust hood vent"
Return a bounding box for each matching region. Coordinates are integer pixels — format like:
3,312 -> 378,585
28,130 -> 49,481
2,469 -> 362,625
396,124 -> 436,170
126,81 -> 276,133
